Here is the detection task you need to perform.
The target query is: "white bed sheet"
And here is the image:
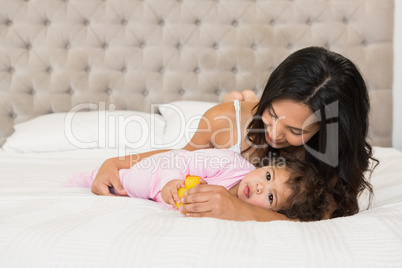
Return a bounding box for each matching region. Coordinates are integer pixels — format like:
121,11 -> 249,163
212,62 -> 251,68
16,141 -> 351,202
0,147 -> 402,267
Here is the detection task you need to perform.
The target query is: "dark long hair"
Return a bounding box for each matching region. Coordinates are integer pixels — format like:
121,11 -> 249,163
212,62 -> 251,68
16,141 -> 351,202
245,46 -> 377,218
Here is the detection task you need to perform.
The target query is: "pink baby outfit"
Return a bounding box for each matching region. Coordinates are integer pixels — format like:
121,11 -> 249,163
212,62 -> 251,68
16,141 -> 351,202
67,149 -> 255,204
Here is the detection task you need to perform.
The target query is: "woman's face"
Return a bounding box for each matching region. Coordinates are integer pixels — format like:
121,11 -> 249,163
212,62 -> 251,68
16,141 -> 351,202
261,99 -> 320,149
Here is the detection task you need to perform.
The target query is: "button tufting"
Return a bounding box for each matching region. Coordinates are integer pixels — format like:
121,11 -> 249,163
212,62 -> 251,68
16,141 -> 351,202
8,67 -> 15,73
44,20 -> 51,26
159,20 -> 165,27
343,17 -> 349,24
108,104 -> 116,112
361,39 -> 367,46
232,20 -> 238,27
83,19 -> 90,26
69,89 -> 74,95
194,67 -> 200,74
232,67 -> 238,74
6,19 -> 12,26
85,66 -> 91,72
65,43 -> 71,49
213,43 -> 219,50
121,19 -> 127,26
269,19 -> 275,26
287,44 -> 293,50
251,44 -> 257,50
177,43 -> 182,50
142,89 -> 149,96
139,42 -> 145,49
121,67 -> 127,73
107,89 -> 112,95
102,43 -> 108,49
195,19 -> 201,26
29,88 -> 35,95
306,18 -> 312,25
47,67 -> 53,73
178,89 -> 185,95
159,67 -> 164,74
26,44 -> 32,50
215,89 -> 221,95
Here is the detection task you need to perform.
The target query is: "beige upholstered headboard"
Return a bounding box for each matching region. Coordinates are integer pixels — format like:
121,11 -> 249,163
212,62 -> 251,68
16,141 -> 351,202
0,0 -> 394,146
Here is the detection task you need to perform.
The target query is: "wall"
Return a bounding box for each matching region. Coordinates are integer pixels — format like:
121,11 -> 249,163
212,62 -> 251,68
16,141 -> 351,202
393,1 -> 402,150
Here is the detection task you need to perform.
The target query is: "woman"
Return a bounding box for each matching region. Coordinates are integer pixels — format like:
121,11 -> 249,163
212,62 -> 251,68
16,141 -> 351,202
91,46 -> 376,221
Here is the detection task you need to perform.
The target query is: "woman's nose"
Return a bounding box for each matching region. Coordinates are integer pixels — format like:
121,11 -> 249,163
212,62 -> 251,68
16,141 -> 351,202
269,121 -> 285,140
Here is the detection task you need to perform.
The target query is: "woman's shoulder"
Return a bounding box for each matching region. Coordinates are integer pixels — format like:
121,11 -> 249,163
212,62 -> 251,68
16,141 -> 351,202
201,102 -> 238,132
204,102 -> 235,117
204,101 -> 256,120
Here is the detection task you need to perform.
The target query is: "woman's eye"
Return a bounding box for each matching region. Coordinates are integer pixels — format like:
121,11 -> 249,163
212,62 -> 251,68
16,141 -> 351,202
268,109 -> 278,119
290,129 -> 303,136
268,193 -> 274,204
266,171 -> 271,181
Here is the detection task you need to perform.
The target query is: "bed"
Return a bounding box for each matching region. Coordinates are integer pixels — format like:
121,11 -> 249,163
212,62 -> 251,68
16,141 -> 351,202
0,0 -> 401,267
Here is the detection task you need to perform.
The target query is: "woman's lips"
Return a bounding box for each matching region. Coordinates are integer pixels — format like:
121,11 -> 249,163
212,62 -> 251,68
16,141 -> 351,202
267,132 -> 284,145
244,185 -> 250,198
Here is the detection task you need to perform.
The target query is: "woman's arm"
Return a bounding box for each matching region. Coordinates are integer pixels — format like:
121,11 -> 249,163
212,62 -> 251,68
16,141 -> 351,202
180,184 -> 296,222
91,149 -> 170,196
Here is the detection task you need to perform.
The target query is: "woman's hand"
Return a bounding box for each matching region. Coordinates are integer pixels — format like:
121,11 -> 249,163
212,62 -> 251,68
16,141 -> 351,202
161,180 -> 185,208
91,158 -> 127,196
180,184 -> 292,222
179,184 -> 241,220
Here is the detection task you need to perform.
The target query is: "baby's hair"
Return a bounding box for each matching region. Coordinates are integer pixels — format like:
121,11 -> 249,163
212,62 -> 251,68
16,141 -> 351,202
275,157 -> 329,221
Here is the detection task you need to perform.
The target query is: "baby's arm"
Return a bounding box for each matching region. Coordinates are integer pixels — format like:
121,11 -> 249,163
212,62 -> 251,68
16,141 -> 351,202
67,168 -> 100,188
67,168 -> 130,196
161,179 -> 185,208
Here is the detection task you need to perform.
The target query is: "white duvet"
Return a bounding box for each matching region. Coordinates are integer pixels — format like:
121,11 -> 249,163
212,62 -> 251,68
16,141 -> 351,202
1,146 -> 402,268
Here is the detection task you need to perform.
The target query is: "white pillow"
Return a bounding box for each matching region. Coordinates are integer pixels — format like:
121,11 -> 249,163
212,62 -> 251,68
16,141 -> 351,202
358,146 -> 402,210
2,110 -> 166,153
158,101 -> 218,149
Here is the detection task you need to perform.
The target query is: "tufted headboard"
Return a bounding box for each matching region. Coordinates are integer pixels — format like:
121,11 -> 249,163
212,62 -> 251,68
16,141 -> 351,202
0,0 -> 394,146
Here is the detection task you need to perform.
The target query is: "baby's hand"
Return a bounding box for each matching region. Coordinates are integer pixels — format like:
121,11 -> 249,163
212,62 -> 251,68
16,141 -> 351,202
161,180 -> 184,209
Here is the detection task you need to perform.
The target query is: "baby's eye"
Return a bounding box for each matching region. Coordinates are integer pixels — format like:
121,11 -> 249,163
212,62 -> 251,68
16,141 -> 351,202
266,171 -> 271,181
268,193 -> 274,204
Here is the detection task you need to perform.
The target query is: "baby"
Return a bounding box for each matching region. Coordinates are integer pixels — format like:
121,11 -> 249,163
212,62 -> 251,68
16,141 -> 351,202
68,149 -> 328,221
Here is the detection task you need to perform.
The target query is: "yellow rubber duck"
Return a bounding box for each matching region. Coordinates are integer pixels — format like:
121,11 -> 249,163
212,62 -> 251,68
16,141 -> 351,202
176,175 -> 201,209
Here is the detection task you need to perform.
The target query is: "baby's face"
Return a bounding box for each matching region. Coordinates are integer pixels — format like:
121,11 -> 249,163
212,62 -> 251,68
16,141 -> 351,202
237,166 -> 292,211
